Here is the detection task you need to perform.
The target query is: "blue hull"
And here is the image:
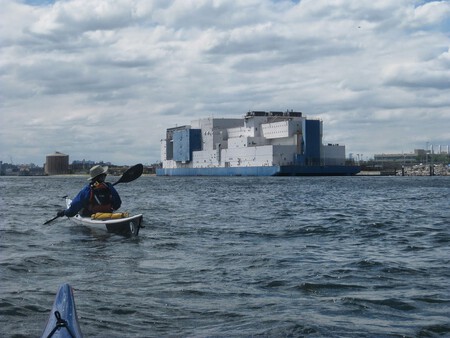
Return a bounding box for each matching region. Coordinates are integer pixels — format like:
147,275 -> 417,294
41,284 -> 83,338
156,165 -> 360,176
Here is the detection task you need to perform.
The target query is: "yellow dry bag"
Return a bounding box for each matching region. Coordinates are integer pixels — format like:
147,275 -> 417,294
91,212 -> 130,220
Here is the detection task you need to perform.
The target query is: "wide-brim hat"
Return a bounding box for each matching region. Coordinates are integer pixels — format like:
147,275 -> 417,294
88,165 -> 108,181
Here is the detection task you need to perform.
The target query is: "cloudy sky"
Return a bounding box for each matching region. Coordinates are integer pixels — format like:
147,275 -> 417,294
1,0 -> 449,166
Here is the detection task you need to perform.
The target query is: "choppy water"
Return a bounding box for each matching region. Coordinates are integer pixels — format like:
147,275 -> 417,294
0,175 -> 449,337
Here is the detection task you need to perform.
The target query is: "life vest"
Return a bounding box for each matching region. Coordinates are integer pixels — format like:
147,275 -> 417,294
87,182 -> 113,214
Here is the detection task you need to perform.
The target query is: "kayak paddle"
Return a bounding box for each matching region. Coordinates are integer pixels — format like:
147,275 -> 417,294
43,195 -> 68,225
43,215 -> 61,225
43,164 -> 143,225
112,163 -> 144,186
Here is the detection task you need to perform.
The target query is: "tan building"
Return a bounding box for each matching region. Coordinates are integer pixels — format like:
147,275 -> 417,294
45,152 -> 69,175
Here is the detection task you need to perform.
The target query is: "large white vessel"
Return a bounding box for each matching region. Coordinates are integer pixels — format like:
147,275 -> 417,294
156,111 -> 360,176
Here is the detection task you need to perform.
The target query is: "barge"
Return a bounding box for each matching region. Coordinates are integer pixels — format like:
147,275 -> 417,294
156,111 -> 360,176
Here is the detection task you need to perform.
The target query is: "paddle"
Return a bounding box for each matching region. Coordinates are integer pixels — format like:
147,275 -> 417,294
43,215 -> 61,225
112,163 -> 144,186
43,164 -> 144,225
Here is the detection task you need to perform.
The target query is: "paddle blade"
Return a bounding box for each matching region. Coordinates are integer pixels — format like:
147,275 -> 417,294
113,163 -> 143,186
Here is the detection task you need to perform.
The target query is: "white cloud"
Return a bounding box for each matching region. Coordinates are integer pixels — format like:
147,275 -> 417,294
407,0 -> 450,28
1,0 -> 449,165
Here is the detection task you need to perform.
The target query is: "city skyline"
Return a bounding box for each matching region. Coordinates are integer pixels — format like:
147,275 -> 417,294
3,142 -> 450,167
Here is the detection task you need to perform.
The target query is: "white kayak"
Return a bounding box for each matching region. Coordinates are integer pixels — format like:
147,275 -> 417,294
66,198 -> 143,236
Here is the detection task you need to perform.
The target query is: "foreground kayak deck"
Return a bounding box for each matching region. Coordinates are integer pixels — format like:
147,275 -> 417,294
41,284 -> 83,338
66,198 -> 143,236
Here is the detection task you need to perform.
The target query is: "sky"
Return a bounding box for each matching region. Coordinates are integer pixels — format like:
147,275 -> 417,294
1,0 -> 449,166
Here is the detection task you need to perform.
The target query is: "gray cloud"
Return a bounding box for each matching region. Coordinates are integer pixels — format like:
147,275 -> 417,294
1,0 -> 449,165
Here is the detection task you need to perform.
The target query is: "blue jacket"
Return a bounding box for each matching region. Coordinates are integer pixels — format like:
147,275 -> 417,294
64,182 -> 121,217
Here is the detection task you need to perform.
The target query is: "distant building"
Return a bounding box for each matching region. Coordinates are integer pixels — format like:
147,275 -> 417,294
71,159 -> 96,173
157,111 -> 360,176
45,152 -> 69,175
374,149 -> 427,165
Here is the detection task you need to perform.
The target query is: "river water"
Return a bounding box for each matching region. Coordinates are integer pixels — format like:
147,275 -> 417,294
0,175 -> 449,337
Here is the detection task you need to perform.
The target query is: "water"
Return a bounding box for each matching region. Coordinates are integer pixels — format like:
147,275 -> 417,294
1,175 -> 449,337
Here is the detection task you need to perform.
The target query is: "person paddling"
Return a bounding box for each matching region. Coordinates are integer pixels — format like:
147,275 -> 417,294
57,165 -> 122,218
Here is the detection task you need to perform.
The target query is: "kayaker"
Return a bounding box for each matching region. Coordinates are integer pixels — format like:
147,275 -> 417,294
57,165 -> 122,218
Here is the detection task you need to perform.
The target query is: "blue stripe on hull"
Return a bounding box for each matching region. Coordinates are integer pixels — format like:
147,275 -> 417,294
156,166 -> 280,176
156,165 -> 360,176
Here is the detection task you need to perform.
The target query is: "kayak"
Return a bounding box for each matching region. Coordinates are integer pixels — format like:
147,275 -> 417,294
66,198 -> 143,236
41,283 -> 83,338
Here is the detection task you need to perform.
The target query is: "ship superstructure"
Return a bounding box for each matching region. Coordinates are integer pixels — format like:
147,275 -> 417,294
156,111 -> 360,176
